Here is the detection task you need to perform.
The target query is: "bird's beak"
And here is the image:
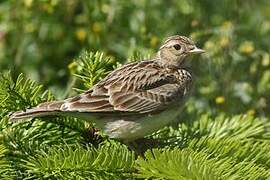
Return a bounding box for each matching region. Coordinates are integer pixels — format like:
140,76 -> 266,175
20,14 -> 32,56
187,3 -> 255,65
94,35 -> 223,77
189,46 -> 205,54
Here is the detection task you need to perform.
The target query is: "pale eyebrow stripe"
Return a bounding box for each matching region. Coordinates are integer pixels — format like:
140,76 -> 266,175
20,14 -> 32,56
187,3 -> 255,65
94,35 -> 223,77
163,35 -> 193,45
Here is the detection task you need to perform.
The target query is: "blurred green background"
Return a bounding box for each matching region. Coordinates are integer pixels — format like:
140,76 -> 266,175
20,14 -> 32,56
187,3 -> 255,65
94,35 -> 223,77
0,0 -> 269,116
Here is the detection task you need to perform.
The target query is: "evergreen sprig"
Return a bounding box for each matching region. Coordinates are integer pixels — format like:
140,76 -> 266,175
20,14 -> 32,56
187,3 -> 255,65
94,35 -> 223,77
0,72 -> 54,113
136,147 -> 270,180
151,114 -> 270,148
0,145 -> 15,179
72,51 -> 115,91
0,72 -> 96,178
23,143 -> 135,179
138,115 -> 270,179
136,148 -> 230,180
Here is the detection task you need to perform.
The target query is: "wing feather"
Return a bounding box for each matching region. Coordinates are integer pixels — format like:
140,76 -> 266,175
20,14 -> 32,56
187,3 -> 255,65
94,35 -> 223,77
60,60 -> 192,114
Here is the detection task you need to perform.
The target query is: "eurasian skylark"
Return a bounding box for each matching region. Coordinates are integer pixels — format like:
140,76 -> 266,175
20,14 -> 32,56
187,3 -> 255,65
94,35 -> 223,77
9,35 -> 204,141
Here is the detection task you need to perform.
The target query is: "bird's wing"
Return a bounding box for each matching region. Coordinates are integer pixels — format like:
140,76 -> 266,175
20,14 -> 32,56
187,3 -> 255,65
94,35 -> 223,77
61,61 -> 192,114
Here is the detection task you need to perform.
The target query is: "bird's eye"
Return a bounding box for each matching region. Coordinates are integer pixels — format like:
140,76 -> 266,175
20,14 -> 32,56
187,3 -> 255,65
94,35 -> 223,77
173,44 -> 181,50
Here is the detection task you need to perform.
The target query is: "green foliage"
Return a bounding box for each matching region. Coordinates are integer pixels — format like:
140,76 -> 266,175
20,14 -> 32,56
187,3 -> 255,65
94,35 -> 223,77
1,119 -> 82,155
1,0 -> 270,179
0,72 -> 54,113
150,115 -> 270,149
0,73 -> 94,178
136,147 -> 270,180
0,145 -> 15,179
23,143 -> 135,179
136,148 -> 228,180
0,72 -> 80,153
72,51 -> 115,91
137,115 -> 270,179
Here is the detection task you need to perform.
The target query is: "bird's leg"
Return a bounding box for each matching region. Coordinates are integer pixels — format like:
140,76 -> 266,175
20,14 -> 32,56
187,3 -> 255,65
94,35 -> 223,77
123,138 -> 162,158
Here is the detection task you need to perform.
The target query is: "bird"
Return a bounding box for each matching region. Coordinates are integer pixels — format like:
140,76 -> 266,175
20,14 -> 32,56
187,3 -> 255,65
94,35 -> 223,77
9,35 -> 205,142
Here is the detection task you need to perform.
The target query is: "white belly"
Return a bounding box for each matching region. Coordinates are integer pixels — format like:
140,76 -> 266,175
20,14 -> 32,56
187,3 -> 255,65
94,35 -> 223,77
100,106 -> 182,141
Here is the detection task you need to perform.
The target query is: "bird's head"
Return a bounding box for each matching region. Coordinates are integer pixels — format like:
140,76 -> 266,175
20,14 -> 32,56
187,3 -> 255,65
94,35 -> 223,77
157,35 -> 205,68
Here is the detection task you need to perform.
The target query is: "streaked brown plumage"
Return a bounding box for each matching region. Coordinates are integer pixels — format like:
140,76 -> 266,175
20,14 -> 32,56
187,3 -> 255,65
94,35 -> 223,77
9,35 -> 204,141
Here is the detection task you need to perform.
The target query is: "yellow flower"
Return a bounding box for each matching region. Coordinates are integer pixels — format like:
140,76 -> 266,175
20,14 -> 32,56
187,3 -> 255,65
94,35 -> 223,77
75,28 -> 87,42
92,22 -> 102,35
191,20 -> 199,27
150,36 -> 159,48
101,4 -> 110,13
262,53 -> 270,67
204,41 -> 215,50
239,41 -> 255,54
68,61 -> 77,73
249,63 -> 257,74
247,109 -> 256,116
219,37 -> 230,48
221,21 -> 233,30
215,96 -> 225,104
41,3 -> 54,14
24,0 -> 33,7
140,26 -> 146,34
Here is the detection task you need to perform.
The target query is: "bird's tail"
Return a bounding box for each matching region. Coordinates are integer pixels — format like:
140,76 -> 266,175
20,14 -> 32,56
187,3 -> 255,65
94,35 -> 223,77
9,100 -> 64,122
